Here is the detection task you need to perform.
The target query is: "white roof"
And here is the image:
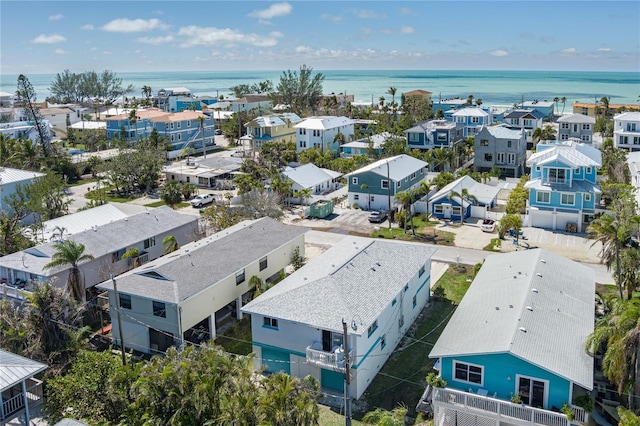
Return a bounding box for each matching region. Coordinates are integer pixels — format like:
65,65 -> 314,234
0,167 -> 45,185
243,236 -> 436,334
69,121 -> 106,130
614,111 -> 640,121
345,154 -> 428,181
430,249 -> 594,389
281,163 -> 342,189
528,142 -> 601,168
294,115 -> 355,130
430,175 -> 500,206
0,350 -> 47,392
557,113 -> 596,124
452,107 -> 489,117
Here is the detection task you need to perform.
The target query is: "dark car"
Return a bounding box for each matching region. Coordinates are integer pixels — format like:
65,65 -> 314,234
214,129 -> 223,135
368,211 -> 388,223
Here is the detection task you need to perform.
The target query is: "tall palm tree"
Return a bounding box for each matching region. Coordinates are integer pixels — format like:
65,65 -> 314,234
601,96 -> 611,119
162,235 -> 179,254
561,96 -> 567,114
587,212 -> 630,299
360,183 -> 371,210
448,187 -> 478,225
585,296 -> 640,410
395,190 -> 416,235
49,225 -> 67,242
553,97 -> 559,115
417,180 -> 434,221
44,240 -> 95,302
619,248 -> 640,299
387,86 -> 397,119
499,213 -> 523,243
298,187 -> 312,206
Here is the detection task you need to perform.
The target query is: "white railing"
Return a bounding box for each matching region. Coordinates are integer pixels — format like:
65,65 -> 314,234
306,344 -> 349,372
1,378 -> 43,420
432,387 -> 577,426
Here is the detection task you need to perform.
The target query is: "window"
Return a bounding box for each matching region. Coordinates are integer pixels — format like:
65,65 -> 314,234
263,317 -> 278,328
381,180 -> 389,189
434,205 -> 443,214
437,133 -> 447,142
259,256 -> 268,271
236,269 -> 246,285
561,193 -> 575,205
112,248 -> 126,263
586,167 -> 592,174
581,135 -> 590,141
496,152 -> 505,164
471,116 -> 480,124
585,193 -> 592,202
177,121 -> 181,129
518,376 -> 547,408
480,139 -> 489,146
507,153 -> 516,164
370,196 -> 375,202
582,124 -> 591,130
119,294 -> 131,309
354,194 -> 359,201
352,177 -> 358,185
561,123 -> 569,129
144,237 -> 156,249
381,334 -> 387,349
153,301 -> 166,318
452,206 -> 462,215
412,294 -> 417,308
536,192 -> 550,203
313,129 -> 320,137
419,265 -> 425,277
454,361 -> 483,385
484,153 -> 492,162
548,168 -> 566,183
367,320 -> 378,337
300,128 -> 306,135
560,134 -> 569,140
397,180 -> 401,188
507,140 -> 512,148
411,172 -> 417,179
409,132 -> 420,142
187,120 -> 191,127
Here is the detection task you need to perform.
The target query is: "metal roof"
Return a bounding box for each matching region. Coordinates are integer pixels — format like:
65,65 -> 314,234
281,163 -> 343,189
0,167 -> 45,185
344,154 -> 428,181
528,142 -> 601,168
429,249 -> 594,389
294,115 -> 355,130
430,175 -> 501,206
0,350 -> 47,392
243,237 -> 437,335
452,107 -> 489,117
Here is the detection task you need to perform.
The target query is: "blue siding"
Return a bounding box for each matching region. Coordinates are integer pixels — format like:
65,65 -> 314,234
440,353 -> 571,409
261,347 -> 291,375
321,368 -> 345,391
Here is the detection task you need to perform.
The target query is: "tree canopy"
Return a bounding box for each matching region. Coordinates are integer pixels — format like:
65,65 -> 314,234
272,65 -> 324,115
48,69 -> 134,104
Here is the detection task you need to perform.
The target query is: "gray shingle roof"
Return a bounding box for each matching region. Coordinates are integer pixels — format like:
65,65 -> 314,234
0,350 -> 47,392
281,163 -> 342,189
242,237 -> 437,335
429,249 -> 594,389
97,217 -> 307,303
557,114 -> 596,124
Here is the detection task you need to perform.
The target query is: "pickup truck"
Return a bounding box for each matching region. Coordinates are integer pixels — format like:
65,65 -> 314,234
190,193 -> 215,207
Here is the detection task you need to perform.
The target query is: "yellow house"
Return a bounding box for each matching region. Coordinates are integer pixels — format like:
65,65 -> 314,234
403,89 -> 433,106
244,112 -> 303,149
572,102 -> 639,118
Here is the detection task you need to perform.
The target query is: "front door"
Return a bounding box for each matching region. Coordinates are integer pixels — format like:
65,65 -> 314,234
517,376 -> 546,408
443,204 -> 452,219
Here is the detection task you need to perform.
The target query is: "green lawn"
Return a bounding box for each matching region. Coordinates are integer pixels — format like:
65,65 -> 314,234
371,226 -> 455,245
214,317 -> 253,355
483,238 -> 502,252
318,405 -> 363,426
85,185 -> 142,203
143,200 -> 190,209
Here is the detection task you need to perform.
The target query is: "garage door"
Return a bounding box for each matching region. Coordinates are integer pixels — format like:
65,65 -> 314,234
262,347 -> 290,375
321,368 -> 345,391
556,213 -> 579,232
530,210 -> 554,230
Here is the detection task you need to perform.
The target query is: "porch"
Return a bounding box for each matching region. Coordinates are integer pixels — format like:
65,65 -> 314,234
1,351 -> 47,425
306,342 -> 351,372
430,387 -> 587,426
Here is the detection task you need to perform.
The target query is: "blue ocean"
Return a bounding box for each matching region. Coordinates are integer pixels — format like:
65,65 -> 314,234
1,69 -> 638,108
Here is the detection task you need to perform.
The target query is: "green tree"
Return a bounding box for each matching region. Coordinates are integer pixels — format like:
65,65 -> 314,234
618,406 -> 640,425
43,240 -> 95,302
17,74 -> 50,157
257,372 -> 320,426
499,214 -> 523,243
532,125 -> 556,144
362,405 -> 407,425
395,190 -> 416,235
553,97 -> 559,115
180,182 -> 197,201
291,246 -> 306,270
160,180 -> 184,208
122,247 -> 141,269
448,187 -> 478,225
273,65 -> 325,115
162,235 -> 179,254
298,187 -> 312,206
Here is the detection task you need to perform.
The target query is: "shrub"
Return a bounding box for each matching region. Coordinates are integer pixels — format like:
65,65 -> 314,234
561,403 -> 575,420
426,372 -> 447,388
573,394 -> 593,413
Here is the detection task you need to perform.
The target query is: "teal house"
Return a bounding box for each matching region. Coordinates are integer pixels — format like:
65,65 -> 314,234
345,154 -> 428,211
425,249 -> 594,425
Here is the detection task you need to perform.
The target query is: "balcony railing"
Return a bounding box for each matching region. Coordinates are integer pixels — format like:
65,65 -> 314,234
1,378 -> 44,421
306,342 -> 350,372
431,387 -> 587,426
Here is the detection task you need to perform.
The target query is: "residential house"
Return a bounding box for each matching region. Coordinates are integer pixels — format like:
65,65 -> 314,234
432,98 -> 468,116
295,116 -> 355,152
242,236 -> 437,399
281,163 -> 342,204
97,217 -> 307,354
614,111 -> 640,152
525,141 -> 602,231
340,132 -> 387,158
403,89 -> 433,107
345,154 -> 428,211
150,110 -> 216,159
503,109 -> 544,146
573,102 -> 639,118
319,93 -> 354,111
0,206 -> 199,300
474,125 -> 527,177
626,151 -> 640,210
244,113 -> 303,150
163,155 -> 242,189
230,94 -> 272,113
557,114 -> 596,144
426,249 -> 594,426
429,175 -> 500,221
174,95 -> 219,112
521,100 -> 555,118
405,120 -> 465,151
451,107 -> 490,137
105,108 -> 168,141
0,350 -> 46,424
0,91 -> 16,107
0,167 -> 45,213
68,120 -> 106,144
157,87 -> 191,112
0,120 -> 53,145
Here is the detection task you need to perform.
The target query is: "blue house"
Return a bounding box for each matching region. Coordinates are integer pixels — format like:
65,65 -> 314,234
428,176 -> 499,222
404,120 -> 465,151
345,154 -> 428,211
426,249 -> 594,425
451,107 -> 490,137
340,132 -> 388,158
525,141 -> 602,232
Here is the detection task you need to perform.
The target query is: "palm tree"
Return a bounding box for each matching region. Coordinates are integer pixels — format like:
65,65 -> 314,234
360,183 -> 371,210
49,225 -> 67,241
448,187 -> 478,225
249,275 -> 265,299
585,296 -> 640,410
298,187 -> 312,206
561,96 -> 567,114
587,212 -> 629,299
619,248 -> 640,299
499,213 -> 523,243
395,190 -> 416,235
417,180 -> 434,221
44,240 -> 95,302
387,86 -> 397,119
601,96 -> 611,118
257,373 -> 320,426
553,97 -> 559,115
162,235 -> 179,254
122,247 -> 140,269
141,85 -> 152,105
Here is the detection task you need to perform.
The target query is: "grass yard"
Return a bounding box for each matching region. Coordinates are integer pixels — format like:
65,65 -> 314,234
483,238 -> 502,252
371,221 -> 455,245
318,405 -> 363,426
143,200 -> 190,209
214,317 -> 253,355
85,185 -> 142,203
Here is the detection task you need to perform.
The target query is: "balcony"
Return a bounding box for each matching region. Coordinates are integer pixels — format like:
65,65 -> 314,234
1,378 -> 44,422
430,387 -> 587,426
306,342 -> 350,372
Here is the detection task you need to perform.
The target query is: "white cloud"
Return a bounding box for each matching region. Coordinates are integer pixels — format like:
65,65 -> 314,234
489,49 -> 509,57
137,35 -> 174,45
80,24 -> 94,30
33,34 -> 66,44
400,26 -> 415,34
597,48 -> 611,52
321,13 -> 342,23
561,47 -> 577,54
90,47 -> 97,51
355,9 -> 384,19
178,26 -> 282,47
248,2 -> 292,19
101,18 -> 168,33
103,51 -> 112,55
49,14 -> 63,21
54,49 -> 67,54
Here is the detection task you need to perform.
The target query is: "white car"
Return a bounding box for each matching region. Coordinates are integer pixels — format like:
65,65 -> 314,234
190,193 -> 215,207
481,219 -> 496,233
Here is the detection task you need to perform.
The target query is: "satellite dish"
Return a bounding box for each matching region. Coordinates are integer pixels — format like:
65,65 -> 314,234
351,320 -> 358,331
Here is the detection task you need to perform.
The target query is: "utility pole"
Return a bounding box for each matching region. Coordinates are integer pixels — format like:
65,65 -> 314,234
387,159 -> 392,232
342,319 -> 352,426
111,274 -> 126,366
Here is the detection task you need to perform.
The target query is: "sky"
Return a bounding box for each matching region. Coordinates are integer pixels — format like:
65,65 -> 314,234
1,0 -> 639,75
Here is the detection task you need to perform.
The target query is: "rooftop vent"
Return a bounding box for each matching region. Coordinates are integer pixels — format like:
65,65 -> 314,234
495,306 -> 500,310
532,288 -> 538,293
540,259 -> 546,263
526,306 -> 533,311
536,273 -> 542,277
519,327 -> 527,333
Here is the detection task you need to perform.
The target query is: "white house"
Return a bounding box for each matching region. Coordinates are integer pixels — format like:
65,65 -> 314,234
97,217 -> 307,354
0,167 -> 46,213
295,116 -> 355,152
614,111 -> 640,152
557,114 -> 595,144
0,121 -> 53,145
281,163 -> 342,204
0,206 -> 199,300
242,236 -> 437,399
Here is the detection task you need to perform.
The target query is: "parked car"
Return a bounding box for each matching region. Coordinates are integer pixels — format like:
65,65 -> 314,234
214,129 -> 223,135
368,211 -> 388,223
481,219 -> 496,233
190,193 -> 215,207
